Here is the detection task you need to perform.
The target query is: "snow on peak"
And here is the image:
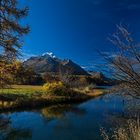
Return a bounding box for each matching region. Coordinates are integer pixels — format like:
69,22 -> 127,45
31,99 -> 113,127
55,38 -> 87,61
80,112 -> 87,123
42,52 -> 56,58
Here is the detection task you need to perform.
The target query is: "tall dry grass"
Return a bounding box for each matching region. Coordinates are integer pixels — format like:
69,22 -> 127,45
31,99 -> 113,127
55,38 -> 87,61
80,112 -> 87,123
101,118 -> 140,140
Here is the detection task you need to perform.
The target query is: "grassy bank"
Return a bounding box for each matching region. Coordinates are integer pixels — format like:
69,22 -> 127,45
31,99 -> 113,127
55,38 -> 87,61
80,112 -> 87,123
0,85 -> 106,111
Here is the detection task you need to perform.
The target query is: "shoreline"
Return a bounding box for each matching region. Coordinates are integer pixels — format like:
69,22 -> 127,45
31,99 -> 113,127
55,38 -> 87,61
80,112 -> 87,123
0,89 -> 106,112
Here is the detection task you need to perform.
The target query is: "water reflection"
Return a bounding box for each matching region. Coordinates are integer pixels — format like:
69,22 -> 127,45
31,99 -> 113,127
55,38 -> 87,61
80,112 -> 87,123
0,101 -> 14,108
1,129 -> 32,140
0,116 -> 32,140
0,116 -> 10,132
0,94 -> 139,140
41,104 -> 86,120
99,94 -> 140,133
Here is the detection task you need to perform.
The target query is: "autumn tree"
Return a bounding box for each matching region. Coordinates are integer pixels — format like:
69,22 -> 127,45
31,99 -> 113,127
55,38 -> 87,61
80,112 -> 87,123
0,0 -> 29,59
0,0 -> 29,88
0,59 -> 13,88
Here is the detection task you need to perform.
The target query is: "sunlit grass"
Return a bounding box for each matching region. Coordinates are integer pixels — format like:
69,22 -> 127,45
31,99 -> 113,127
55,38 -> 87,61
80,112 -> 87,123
0,85 -> 44,95
0,85 -> 105,110
0,85 -> 105,96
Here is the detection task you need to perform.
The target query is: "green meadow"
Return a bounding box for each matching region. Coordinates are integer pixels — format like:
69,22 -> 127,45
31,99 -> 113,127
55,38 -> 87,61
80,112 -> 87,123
0,85 -> 105,111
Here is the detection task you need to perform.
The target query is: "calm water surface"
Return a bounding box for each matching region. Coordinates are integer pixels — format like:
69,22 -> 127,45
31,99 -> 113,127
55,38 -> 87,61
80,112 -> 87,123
0,94 -> 125,140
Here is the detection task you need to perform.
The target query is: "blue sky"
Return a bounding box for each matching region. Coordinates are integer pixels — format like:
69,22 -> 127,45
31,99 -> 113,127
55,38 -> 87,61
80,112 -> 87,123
20,0 -> 140,71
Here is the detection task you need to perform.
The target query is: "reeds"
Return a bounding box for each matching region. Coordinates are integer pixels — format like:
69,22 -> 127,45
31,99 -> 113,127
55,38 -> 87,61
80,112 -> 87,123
101,118 -> 140,140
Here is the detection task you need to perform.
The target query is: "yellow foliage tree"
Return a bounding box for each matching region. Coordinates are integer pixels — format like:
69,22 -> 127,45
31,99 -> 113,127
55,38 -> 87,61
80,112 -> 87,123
0,60 -> 13,88
0,59 -> 23,88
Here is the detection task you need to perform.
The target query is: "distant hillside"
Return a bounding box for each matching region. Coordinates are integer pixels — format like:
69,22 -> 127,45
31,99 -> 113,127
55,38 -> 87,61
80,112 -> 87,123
23,53 -> 89,75
89,71 -> 117,86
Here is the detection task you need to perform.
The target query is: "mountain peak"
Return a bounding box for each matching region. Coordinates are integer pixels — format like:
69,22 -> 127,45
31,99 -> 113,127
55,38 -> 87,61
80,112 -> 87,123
23,53 -> 89,75
62,59 -> 72,65
42,52 -> 56,58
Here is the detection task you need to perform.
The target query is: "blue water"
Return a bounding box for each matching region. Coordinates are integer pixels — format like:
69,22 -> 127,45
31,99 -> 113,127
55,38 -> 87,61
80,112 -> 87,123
0,94 -> 125,140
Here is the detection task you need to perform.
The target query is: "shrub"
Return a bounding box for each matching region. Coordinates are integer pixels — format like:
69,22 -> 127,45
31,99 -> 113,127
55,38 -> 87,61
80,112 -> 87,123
43,82 -> 83,97
43,82 -> 67,96
43,82 -> 64,91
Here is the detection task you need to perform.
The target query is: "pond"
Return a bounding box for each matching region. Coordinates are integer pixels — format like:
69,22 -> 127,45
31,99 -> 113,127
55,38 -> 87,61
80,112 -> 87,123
0,94 -> 127,140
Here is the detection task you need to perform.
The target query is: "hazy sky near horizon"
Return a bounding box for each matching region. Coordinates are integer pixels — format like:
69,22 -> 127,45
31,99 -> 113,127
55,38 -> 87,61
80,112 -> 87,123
21,0 -> 140,70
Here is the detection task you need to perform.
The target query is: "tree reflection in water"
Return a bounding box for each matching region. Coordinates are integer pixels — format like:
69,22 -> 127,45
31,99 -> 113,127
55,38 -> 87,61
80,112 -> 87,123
41,104 -> 86,121
100,95 -> 140,136
0,116 -> 32,140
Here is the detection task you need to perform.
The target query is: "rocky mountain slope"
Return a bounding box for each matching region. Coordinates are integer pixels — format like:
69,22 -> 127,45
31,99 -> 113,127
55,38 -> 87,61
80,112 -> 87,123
23,53 -> 89,75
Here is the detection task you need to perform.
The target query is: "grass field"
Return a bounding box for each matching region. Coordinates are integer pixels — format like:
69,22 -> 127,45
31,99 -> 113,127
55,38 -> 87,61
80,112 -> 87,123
0,85 -> 105,111
0,85 -> 44,94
